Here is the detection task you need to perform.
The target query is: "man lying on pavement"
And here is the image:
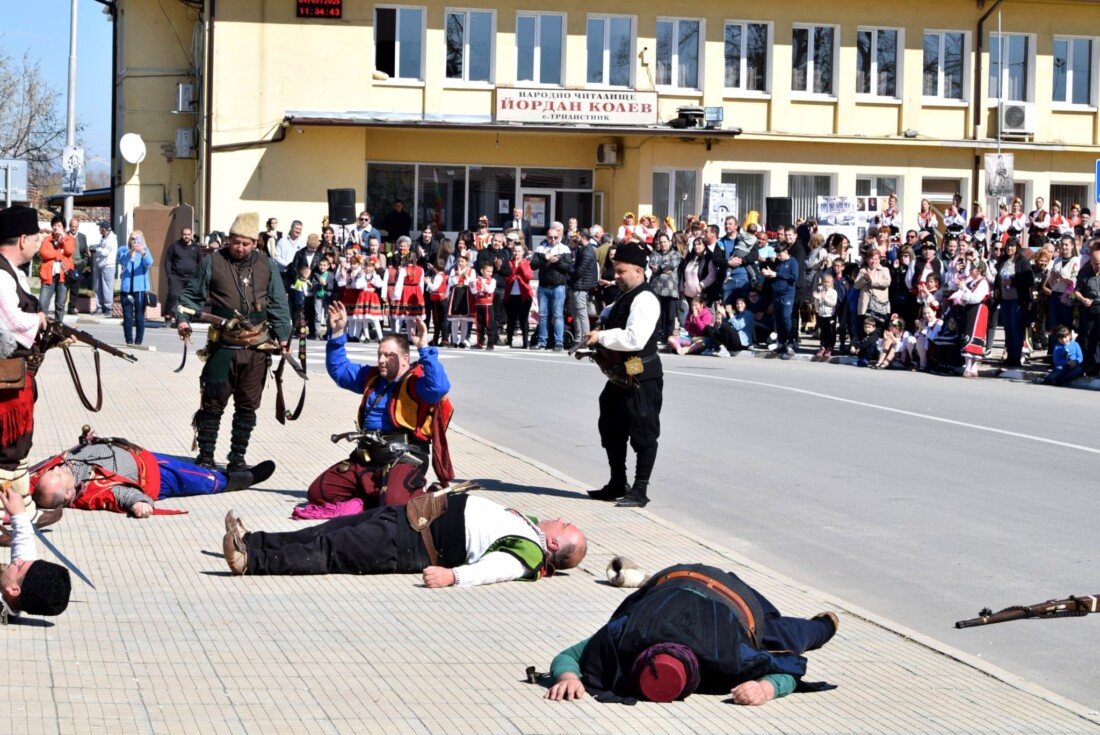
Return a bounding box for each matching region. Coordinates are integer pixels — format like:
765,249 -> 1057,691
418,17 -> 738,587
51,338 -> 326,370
1,485 -> 71,624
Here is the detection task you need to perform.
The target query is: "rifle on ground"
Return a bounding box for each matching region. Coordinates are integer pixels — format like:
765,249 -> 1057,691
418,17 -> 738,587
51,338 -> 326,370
955,594 -> 1100,629
39,320 -> 138,412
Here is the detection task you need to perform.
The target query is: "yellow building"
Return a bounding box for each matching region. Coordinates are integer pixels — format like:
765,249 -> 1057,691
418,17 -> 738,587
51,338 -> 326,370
110,0 -> 1100,240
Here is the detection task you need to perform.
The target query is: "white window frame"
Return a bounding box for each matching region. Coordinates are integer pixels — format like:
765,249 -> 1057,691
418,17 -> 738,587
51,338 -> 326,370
720,169 -> 770,218
653,168 -> 701,225
373,5 -> 427,85
444,8 -> 496,87
655,17 -> 704,92
855,26 -> 903,102
723,20 -> 772,98
856,175 -> 900,199
791,23 -> 839,100
987,32 -> 1036,105
922,29 -> 970,106
586,14 -> 637,89
515,11 -> 566,87
1052,35 -> 1097,110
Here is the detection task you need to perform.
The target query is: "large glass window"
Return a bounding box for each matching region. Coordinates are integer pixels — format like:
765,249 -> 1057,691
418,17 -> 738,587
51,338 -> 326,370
445,9 -> 493,82
586,15 -> 634,87
989,33 -> 1030,101
857,28 -> 898,98
653,170 -> 698,229
417,165 -> 467,232
1053,37 -> 1092,106
516,13 -> 564,86
792,25 -> 835,96
856,176 -> 898,198
1050,184 -> 1088,210
923,31 -> 965,100
656,18 -> 701,89
724,22 -> 768,92
367,164 -> 416,230
720,172 -> 765,219
467,167 -> 517,227
788,174 -> 832,222
375,7 -> 424,80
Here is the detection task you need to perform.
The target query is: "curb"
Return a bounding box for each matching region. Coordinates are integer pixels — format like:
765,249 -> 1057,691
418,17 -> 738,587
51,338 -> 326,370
449,422 -> 1100,725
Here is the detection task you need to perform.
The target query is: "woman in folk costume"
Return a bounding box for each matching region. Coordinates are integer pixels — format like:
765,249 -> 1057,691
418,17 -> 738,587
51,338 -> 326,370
635,214 -> 658,245
1066,203 -> 1083,231
474,215 -> 492,251
949,259 -> 991,378
965,202 -> 989,247
391,236 -> 426,337
916,198 -> 938,233
1047,200 -> 1072,240
337,254 -> 384,342
877,193 -> 902,237
447,252 -> 477,347
998,199 -> 1027,244
616,212 -> 639,245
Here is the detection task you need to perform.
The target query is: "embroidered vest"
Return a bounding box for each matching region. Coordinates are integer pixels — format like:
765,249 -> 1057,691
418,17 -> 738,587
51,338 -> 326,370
358,364 -> 453,442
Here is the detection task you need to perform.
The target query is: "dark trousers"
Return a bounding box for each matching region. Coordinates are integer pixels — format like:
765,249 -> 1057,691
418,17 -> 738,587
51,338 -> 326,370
756,589 -> 835,653
307,454 -> 428,508
656,295 -> 678,342
505,297 -> 531,345
246,505 -> 402,575
476,304 -> 493,346
774,293 -> 795,347
1079,309 -> 1100,370
492,290 -> 506,342
165,275 -> 190,319
121,291 -> 146,344
702,323 -> 744,352
818,314 -> 837,351
200,348 -> 270,416
1001,298 -> 1023,364
599,378 -> 662,497
430,300 -> 448,344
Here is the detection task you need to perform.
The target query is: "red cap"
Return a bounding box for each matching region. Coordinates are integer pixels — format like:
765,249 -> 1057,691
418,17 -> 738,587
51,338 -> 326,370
636,653 -> 687,703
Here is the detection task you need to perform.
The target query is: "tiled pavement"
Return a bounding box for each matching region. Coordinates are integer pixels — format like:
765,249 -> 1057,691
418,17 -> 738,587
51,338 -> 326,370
9,340 -> 1100,734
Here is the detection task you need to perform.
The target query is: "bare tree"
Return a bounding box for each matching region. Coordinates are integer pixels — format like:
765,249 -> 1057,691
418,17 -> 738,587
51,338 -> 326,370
0,49 -> 66,190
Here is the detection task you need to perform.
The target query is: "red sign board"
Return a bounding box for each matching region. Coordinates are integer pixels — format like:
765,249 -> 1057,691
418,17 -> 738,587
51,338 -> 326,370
297,0 -> 341,19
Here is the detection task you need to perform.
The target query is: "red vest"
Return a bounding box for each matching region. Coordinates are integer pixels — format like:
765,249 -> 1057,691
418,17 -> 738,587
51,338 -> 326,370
358,364 -> 453,443
474,277 -> 495,307
31,446 -> 163,514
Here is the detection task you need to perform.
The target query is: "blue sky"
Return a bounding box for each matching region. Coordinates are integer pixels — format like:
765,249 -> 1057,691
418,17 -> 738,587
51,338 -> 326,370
2,0 -> 113,173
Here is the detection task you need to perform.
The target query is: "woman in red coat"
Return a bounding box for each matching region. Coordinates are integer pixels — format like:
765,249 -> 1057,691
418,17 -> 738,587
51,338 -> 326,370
504,242 -> 535,348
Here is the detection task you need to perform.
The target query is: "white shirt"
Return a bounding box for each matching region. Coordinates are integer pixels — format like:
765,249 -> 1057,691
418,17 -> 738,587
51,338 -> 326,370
452,495 -> 546,587
274,236 -> 303,270
598,287 -> 660,351
1,511 -> 37,621
0,255 -> 40,355
93,232 -> 117,267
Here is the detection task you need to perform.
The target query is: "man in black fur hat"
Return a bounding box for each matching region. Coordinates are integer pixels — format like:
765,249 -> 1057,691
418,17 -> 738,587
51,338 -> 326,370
1,485 -> 71,624
583,242 -> 662,508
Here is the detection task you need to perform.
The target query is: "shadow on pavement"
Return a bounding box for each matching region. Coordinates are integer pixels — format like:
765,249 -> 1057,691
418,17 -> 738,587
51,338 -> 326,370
476,478 -> 585,500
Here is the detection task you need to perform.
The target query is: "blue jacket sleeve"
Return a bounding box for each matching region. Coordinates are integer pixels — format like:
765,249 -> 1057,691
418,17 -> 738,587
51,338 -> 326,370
326,333 -> 371,393
410,346 -> 450,402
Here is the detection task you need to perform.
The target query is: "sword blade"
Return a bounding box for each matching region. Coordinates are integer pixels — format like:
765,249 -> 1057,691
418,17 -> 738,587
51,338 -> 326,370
33,526 -> 96,589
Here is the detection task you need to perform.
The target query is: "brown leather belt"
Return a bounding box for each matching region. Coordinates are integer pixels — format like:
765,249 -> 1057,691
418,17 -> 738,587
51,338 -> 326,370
652,570 -> 759,645
405,492 -> 449,566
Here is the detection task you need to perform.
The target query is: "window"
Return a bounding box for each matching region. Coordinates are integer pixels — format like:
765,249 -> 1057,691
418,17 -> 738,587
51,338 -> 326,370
516,13 -> 564,86
375,7 -> 424,81
1053,37 -> 1092,106
653,170 -> 698,228
445,9 -> 494,83
367,163 -> 416,228
720,172 -> 766,218
417,165 -> 468,231
923,31 -> 965,101
792,25 -> 836,96
856,176 -> 898,198
724,22 -> 769,92
788,174 -> 832,222
989,33 -> 1030,101
656,18 -> 701,89
1050,184 -> 1088,211
467,167 -> 517,226
856,28 -> 899,98
587,15 -> 634,87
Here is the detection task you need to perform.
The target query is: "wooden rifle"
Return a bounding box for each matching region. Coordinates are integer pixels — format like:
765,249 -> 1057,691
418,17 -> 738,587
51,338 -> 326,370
955,594 -> 1100,629
38,320 -> 138,411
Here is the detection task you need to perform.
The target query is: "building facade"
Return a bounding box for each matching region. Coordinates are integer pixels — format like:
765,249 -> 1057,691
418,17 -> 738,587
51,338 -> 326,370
111,0 -> 1100,240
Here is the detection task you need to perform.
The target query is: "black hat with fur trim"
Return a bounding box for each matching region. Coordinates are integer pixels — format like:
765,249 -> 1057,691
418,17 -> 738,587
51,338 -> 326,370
19,560 -> 71,616
612,242 -> 648,268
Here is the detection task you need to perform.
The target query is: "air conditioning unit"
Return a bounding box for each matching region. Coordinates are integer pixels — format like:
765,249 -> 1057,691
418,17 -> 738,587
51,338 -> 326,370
175,83 -> 194,114
175,128 -> 194,158
596,143 -> 619,166
1000,101 -> 1036,135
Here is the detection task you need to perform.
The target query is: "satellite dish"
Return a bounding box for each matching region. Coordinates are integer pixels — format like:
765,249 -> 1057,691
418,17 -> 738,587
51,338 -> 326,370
119,133 -> 147,164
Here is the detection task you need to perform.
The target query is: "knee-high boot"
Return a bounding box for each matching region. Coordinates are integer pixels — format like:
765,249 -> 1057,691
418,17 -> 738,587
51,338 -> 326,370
193,409 -> 221,468
588,442 -> 631,500
227,412 -> 257,471
627,444 -> 658,503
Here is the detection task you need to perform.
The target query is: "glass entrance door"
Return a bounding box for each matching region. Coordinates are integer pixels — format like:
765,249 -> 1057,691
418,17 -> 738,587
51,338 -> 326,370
520,189 -> 555,240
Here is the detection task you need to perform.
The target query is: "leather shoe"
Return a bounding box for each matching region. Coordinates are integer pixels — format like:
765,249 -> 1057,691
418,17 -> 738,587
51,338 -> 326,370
34,508 -> 64,529
614,494 -> 649,508
588,483 -> 630,501
223,510 -> 248,575
226,459 -> 251,473
225,460 -> 276,492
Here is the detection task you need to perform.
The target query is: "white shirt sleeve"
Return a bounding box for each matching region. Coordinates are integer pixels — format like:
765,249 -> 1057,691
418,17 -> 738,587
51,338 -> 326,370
598,290 -> 660,351
451,551 -> 528,587
0,270 -> 41,350
9,511 -> 37,562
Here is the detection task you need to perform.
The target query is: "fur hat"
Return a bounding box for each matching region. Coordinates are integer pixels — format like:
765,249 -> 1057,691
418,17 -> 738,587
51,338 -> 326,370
613,242 -> 648,268
19,560 -> 71,616
0,205 -> 40,241
228,212 -> 260,241
606,556 -> 649,588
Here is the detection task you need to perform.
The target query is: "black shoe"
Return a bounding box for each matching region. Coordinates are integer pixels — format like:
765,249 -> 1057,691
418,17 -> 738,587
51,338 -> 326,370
552,345 -> 564,352
614,493 -> 649,508
588,482 -> 630,501
195,455 -> 217,470
226,459 -> 251,473
225,459 -> 276,491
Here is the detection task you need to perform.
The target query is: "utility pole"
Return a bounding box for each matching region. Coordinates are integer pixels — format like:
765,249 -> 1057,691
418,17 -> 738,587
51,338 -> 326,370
63,0 -> 79,222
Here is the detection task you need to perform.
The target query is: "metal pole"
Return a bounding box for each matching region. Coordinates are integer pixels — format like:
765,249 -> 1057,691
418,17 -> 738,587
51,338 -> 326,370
4,164 -> 11,209
63,0 -> 79,223
997,10 -> 1003,157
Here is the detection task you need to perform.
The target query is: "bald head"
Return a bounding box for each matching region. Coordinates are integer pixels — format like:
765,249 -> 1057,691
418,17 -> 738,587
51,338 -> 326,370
32,464 -> 77,510
539,518 -> 587,571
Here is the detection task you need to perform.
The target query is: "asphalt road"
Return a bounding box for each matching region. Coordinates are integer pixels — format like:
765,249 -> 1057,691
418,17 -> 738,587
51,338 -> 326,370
81,318 -> 1100,710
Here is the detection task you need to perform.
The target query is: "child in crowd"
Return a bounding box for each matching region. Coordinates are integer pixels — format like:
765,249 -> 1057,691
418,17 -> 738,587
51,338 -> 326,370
337,255 -> 384,342
930,314 -> 962,373
844,262 -> 863,353
310,258 -> 332,339
1038,325 -> 1085,386
703,297 -> 754,356
669,296 -> 713,355
854,316 -> 882,368
471,262 -> 496,350
290,265 -> 312,335
873,315 -> 910,369
746,288 -> 773,346
813,272 -> 838,358
831,258 -> 852,353
426,262 -> 450,347
447,253 -> 476,348
916,272 -> 942,313
909,304 -> 943,372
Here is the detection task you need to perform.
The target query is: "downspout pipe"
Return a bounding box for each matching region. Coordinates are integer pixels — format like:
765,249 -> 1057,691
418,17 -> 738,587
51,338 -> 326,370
202,0 -> 216,235
93,0 -> 118,226
972,0 -> 1005,204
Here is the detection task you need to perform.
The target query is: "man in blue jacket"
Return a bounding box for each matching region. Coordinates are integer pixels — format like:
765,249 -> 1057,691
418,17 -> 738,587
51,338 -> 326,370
760,239 -> 799,359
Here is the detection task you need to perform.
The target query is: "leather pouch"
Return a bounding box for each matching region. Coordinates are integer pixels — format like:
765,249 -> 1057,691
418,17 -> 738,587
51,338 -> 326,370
0,357 -> 27,390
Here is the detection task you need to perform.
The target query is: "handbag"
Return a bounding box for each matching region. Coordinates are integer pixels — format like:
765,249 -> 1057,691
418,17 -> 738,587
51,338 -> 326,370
145,291 -> 159,308
0,357 -> 27,391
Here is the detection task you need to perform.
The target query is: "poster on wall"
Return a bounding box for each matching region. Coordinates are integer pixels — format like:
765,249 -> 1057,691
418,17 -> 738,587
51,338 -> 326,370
523,195 -> 548,228
817,196 -> 879,244
61,146 -> 85,197
702,184 -> 738,226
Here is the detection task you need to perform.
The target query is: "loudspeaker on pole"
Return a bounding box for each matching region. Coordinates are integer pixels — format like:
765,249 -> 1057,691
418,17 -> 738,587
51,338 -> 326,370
765,197 -> 793,229
327,188 -> 357,226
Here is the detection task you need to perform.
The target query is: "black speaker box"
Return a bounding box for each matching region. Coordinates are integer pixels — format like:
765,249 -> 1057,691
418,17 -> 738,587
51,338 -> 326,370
327,188 -> 357,226
765,197 -> 793,229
